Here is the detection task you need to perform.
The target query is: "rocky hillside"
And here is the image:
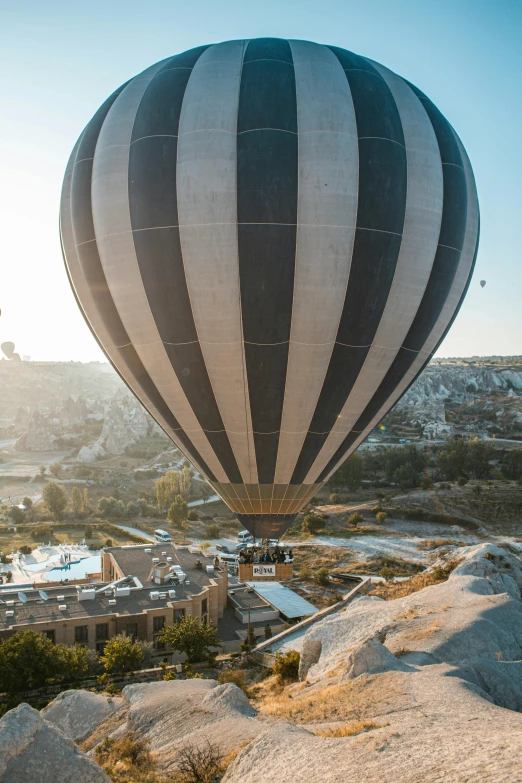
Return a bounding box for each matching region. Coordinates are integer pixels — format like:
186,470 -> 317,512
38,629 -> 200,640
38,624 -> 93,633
384,359 -> 522,439
1,543 -> 521,782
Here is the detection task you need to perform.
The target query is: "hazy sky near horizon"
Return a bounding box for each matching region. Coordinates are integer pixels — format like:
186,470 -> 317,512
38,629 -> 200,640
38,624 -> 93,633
1,0 -> 520,362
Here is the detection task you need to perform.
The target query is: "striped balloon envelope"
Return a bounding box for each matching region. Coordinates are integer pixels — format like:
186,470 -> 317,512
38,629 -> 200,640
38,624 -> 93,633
60,38 -> 479,540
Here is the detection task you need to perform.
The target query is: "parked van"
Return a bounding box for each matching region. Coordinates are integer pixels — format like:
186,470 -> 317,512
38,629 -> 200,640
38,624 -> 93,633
237,530 -> 254,544
154,529 -> 172,543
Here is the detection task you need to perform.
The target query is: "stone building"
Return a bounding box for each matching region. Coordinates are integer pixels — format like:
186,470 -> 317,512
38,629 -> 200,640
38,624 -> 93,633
0,546 -> 227,656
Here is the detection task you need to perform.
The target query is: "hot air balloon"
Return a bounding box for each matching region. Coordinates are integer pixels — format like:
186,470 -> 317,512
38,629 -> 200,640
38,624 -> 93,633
1,342 -> 15,360
480,280 -> 486,288
61,39 -> 479,541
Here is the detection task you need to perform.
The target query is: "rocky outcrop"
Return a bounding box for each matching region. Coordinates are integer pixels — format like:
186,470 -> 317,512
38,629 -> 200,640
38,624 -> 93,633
77,393 -> 152,463
0,703 -> 109,782
41,690 -> 123,743
13,411 -> 58,451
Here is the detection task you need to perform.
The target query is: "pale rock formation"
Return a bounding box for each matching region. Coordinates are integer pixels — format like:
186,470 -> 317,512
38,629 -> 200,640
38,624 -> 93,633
77,393 -> 151,463
0,703 -> 109,782
41,689 -> 123,743
13,411 -> 58,451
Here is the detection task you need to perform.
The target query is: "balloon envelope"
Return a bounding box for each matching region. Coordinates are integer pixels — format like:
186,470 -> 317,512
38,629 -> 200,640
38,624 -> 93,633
1,342 -> 15,360
480,280 -> 486,288
61,38 -> 479,540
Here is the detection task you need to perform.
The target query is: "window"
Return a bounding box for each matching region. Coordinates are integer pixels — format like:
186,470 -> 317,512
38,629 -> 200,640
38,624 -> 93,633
45,629 -> 55,644
96,641 -> 107,655
75,626 -> 88,644
126,623 -> 138,641
174,608 -> 185,622
153,616 -> 165,634
96,623 -> 109,640
201,598 -> 208,616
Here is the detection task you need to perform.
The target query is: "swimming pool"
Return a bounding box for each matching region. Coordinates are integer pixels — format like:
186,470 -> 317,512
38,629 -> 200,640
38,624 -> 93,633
42,555 -> 101,581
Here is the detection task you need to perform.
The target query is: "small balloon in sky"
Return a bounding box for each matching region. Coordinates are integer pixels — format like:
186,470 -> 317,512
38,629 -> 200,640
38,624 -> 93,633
1,341 -> 15,359
480,280 -> 486,288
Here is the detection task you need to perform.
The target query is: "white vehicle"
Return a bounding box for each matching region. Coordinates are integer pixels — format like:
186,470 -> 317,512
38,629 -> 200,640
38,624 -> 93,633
154,529 -> 172,543
237,530 -> 254,544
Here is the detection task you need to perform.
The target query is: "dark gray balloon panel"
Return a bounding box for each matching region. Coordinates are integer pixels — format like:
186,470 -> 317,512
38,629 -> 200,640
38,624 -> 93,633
60,38 -> 479,538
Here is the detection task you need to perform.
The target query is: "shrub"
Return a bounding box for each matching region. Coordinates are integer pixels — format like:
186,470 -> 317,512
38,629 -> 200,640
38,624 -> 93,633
159,615 -> 221,663
217,668 -> 250,695
347,512 -> 364,527
187,509 -> 199,521
457,476 -> 468,486
18,544 -> 32,555
376,511 -> 387,523
329,493 -> 341,504
302,512 -> 326,535
175,739 -> 224,783
273,650 -> 300,684
264,623 -> 273,640
379,567 -> 395,580
205,523 -> 221,539
314,567 -> 329,586
101,633 -> 144,674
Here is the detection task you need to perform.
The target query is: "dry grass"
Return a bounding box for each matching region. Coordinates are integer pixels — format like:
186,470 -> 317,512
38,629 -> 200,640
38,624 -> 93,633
416,539 -> 458,551
369,564 -> 457,600
314,719 -> 380,738
259,671 -> 411,724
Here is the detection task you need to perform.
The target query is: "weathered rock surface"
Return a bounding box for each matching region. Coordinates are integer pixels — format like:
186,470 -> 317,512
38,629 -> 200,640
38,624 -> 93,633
43,679 -> 261,773
77,393 -> 151,463
3,544 -> 522,783
41,689 -> 123,742
0,703 -> 109,782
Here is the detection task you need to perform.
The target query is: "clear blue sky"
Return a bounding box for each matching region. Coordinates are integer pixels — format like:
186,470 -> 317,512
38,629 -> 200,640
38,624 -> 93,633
1,0 -> 520,361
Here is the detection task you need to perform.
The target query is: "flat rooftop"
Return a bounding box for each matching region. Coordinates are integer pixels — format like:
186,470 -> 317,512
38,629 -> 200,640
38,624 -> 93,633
246,581 -> 318,619
107,544 -> 220,589
0,580 -> 199,630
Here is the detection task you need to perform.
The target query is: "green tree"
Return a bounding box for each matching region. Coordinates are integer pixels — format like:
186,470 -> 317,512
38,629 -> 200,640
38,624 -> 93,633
101,633 -> 144,674
205,523 -> 220,539
167,495 -> 188,529
155,471 -> 184,512
19,544 -> 32,555
314,567 -> 329,586
22,497 -> 33,511
199,483 -> 214,504
39,465 -> 46,478
273,650 -> 300,684
9,505 -> 24,524
376,511 -> 387,523
159,615 -> 221,663
42,481 -> 67,520
49,462 -> 62,478
0,630 -> 79,694
331,453 -> 364,491
329,493 -> 341,504
72,486 -> 83,517
241,623 -> 257,653
302,512 -> 326,536
182,465 -> 193,498
264,624 -> 273,640
347,512 -> 364,527
436,439 -> 493,481
501,449 -> 522,480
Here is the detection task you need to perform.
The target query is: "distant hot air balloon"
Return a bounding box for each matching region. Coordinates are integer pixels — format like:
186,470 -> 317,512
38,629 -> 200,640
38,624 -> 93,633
1,342 -> 15,360
480,280 -> 486,288
11,353 -> 21,361
61,38 -> 479,540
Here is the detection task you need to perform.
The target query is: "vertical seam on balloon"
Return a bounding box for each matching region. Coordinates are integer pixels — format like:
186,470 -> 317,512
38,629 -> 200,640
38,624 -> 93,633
270,41 -> 299,517
174,47 -> 249,514
237,39 -> 259,512
311,62 -> 444,483
294,43 -> 360,487
94,63 -> 223,483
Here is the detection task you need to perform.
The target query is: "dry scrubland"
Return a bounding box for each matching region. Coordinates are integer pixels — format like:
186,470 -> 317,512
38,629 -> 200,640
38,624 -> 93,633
1,542 -> 522,782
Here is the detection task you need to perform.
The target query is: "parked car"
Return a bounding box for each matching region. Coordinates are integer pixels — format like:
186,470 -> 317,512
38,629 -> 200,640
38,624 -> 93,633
215,544 -> 230,553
